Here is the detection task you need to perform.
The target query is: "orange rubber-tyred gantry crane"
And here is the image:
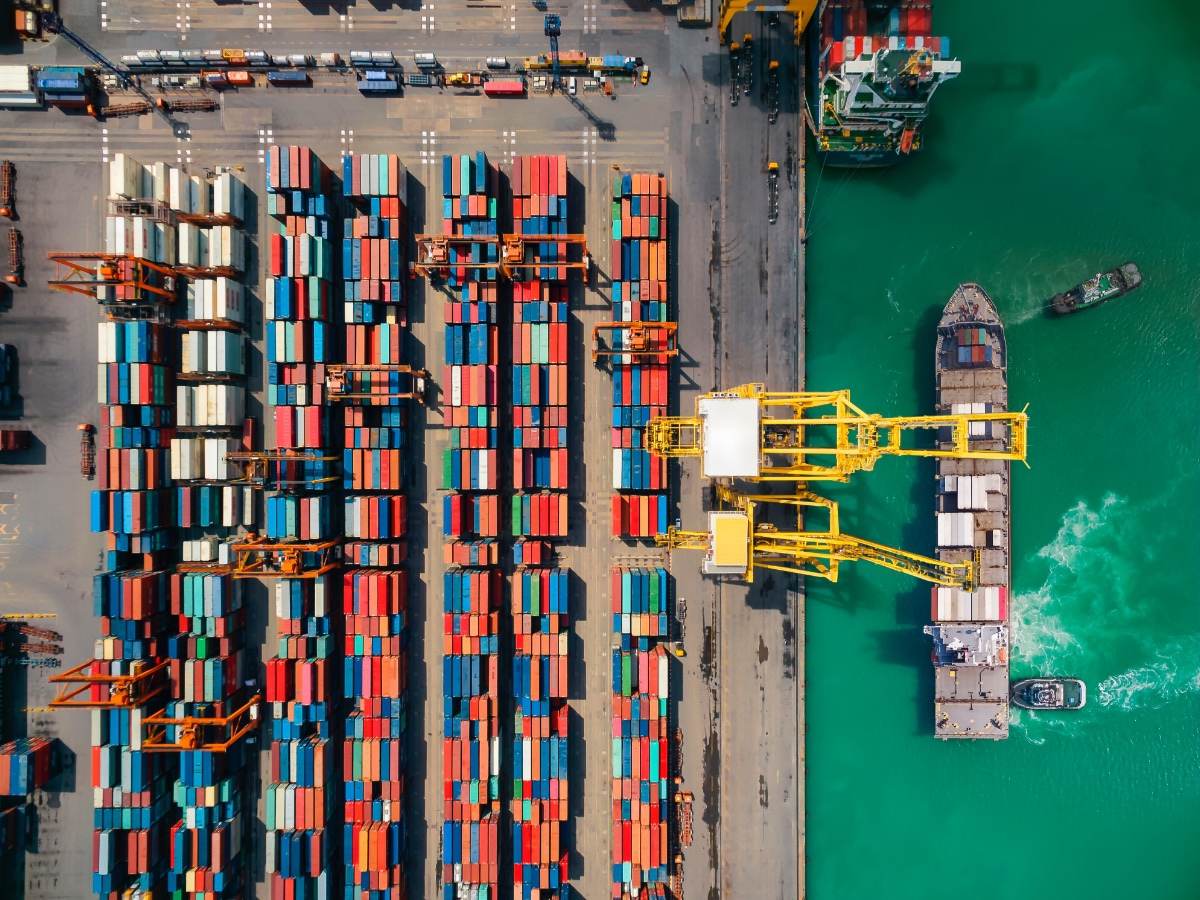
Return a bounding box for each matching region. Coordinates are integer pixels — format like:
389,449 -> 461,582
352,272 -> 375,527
47,252 -> 181,307
49,658 -> 170,709
413,232 -> 591,281
230,534 -> 341,579
591,321 -> 679,364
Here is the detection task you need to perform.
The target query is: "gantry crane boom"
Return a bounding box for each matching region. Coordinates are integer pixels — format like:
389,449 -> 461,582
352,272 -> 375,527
718,0 -> 816,45
647,383 -> 1027,481
658,486 -> 977,589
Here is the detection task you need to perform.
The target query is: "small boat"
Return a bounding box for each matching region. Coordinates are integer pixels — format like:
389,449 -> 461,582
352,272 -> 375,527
1049,263 -> 1142,315
1011,677 -> 1087,710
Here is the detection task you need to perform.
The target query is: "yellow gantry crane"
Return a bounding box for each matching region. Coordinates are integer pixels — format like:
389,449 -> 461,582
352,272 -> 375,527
658,485 -> 978,589
647,384 -> 1027,482
719,0 -> 816,44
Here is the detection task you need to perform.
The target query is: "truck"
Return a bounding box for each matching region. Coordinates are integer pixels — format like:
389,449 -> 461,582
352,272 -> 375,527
0,161 -> 14,219
0,344 -> 15,406
446,72 -> 482,87
0,428 -> 31,452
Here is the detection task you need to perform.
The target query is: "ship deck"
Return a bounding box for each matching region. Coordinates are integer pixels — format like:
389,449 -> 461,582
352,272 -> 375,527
930,283 -> 1012,739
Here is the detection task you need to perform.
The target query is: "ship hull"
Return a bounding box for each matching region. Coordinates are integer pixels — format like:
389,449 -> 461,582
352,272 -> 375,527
928,284 -> 1012,740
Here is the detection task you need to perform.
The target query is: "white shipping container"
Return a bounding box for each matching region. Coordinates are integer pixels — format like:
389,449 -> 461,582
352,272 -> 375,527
148,161 -> 172,203
169,167 -> 186,212
190,174 -> 210,215
178,222 -> 200,266
108,152 -> 145,200
936,512 -> 975,548
213,172 -> 246,220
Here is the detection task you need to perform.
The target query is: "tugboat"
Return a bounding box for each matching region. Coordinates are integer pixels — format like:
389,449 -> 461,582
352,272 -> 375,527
1049,263 -> 1142,315
1011,677 -> 1087,710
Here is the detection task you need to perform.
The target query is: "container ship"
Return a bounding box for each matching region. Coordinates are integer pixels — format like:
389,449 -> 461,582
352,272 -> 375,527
809,1 -> 961,166
924,284 -> 1011,739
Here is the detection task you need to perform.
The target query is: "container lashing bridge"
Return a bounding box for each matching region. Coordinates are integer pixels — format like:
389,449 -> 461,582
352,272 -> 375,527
647,383 -> 1028,482
659,485 -> 979,589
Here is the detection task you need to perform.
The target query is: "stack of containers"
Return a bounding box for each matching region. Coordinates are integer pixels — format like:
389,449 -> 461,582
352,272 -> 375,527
265,576 -> 336,897
265,144 -> 335,409
0,738 -> 53,795
105,154 -> 177,266
90,284 -> 174,896
509,568 -> 569,897
341,153 -> 407,324
171,170 -> 253,564
441,152 -> 500,546
164,572 -> 251,898
89,158 -> 259,898
442,569 -> 501,893
607,171 -> 671,540
265,145 -> 338,899
339,153 -> 410,900
610,566 -> 673,898
509,155 -> 570,541
440,152 -> 501,897
88,156 -> 191,898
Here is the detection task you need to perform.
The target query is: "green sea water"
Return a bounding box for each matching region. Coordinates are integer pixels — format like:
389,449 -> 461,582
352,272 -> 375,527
804,3 -> 1200,898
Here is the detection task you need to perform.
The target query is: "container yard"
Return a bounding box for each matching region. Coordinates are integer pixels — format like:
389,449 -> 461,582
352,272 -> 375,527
0,3 -> 808,900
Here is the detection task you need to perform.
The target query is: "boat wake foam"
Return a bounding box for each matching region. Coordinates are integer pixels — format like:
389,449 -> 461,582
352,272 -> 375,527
1096,635 -> 1200,711
1010,493 -> 1128,669
1011,486 -> 1200,733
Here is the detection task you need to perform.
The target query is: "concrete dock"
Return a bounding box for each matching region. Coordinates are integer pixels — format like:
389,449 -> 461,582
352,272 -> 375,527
0,3 -> 805,897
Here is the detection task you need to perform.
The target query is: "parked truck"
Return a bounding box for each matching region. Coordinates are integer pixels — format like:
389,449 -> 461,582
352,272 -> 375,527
0,162 -> 14,219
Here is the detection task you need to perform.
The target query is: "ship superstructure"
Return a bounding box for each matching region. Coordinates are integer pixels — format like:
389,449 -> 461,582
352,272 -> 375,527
811,0 -> 960,165
925,284 -> 1011,739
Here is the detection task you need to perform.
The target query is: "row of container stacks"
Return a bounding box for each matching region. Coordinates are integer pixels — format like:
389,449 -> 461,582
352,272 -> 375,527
265,144 -> 338,899
510,154 -> 571,541
439,152 -> 503,898
510,567 -> 570,897
157,148 -> 255,898
340,153 -> 413,900
88,154 -> 256,898
606,170 -> 672,540
610,567 -> 674,898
